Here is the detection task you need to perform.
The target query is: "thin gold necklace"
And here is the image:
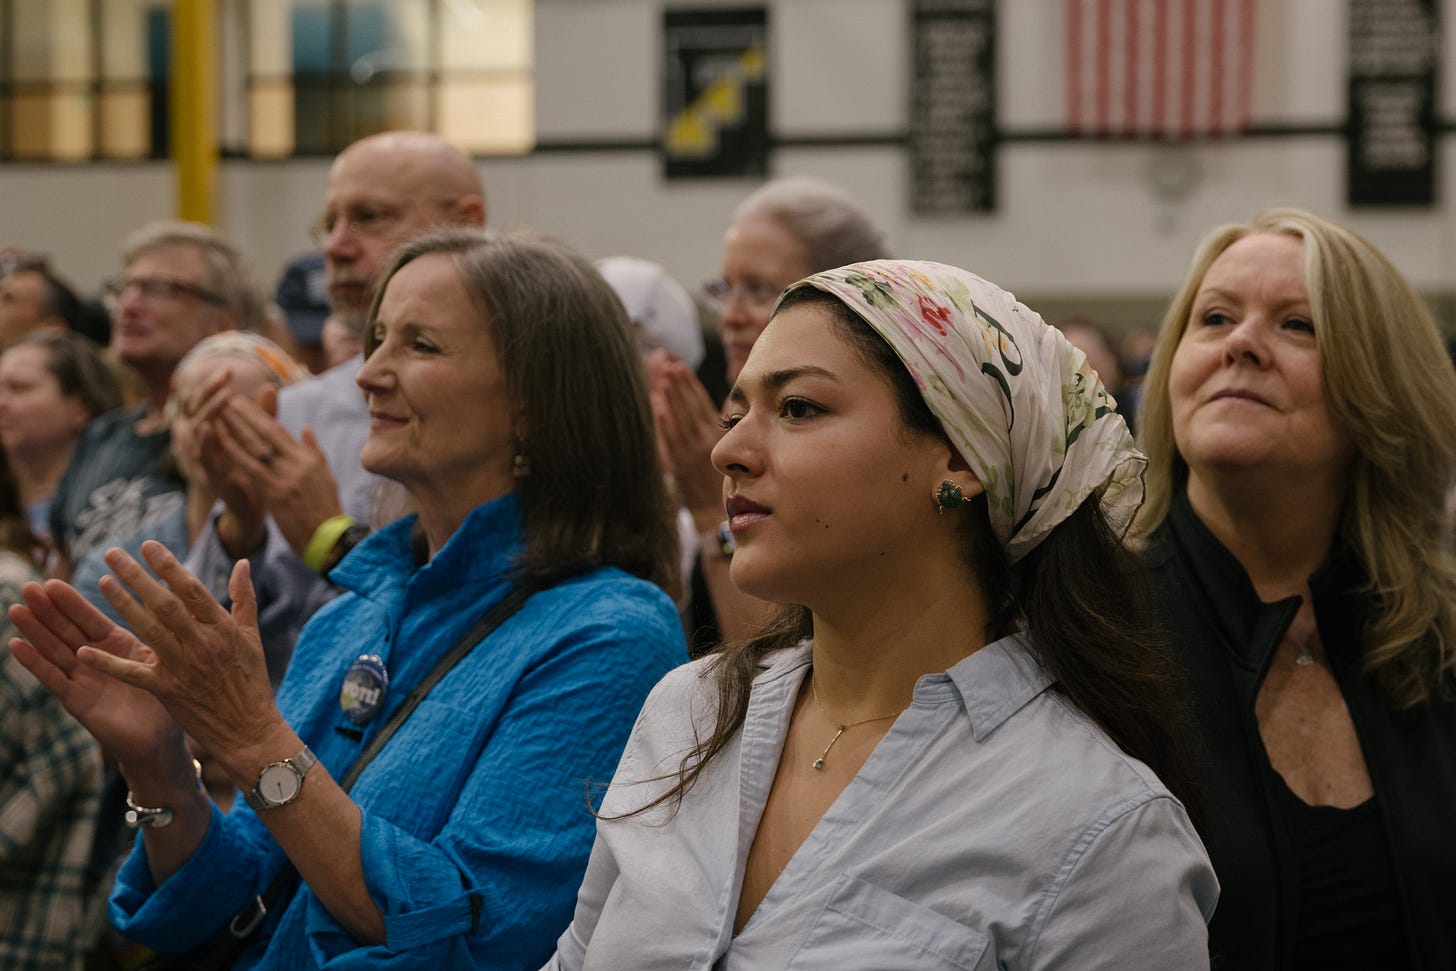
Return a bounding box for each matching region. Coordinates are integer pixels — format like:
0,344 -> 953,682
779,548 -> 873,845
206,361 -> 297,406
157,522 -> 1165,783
808,674 -> 903,771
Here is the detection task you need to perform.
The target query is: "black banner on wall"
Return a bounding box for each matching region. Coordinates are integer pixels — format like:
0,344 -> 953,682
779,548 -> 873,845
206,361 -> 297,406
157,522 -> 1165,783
662,8 -> 769,179
910,0 -> 997,214
1347,0 -> 1439,206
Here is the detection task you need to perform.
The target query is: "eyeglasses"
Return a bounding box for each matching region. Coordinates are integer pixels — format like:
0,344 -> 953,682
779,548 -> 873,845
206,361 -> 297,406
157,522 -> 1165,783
701,278 -> 785,314
308,204 -> 405,247
102,275 -> 226,309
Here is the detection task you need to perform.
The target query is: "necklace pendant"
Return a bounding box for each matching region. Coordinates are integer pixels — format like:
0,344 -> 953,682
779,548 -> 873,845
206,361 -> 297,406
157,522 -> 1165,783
1295,652 -> 1315,667
806,671 -> 903,776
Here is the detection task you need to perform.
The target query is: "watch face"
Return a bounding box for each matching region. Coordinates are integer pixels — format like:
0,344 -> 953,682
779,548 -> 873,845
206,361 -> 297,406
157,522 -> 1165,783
258,762 -> 302,806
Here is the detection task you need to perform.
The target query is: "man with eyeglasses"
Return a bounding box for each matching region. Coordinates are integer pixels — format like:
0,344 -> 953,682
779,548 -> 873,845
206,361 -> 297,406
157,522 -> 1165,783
185,131 -> 486,666
48,221 -> 256,577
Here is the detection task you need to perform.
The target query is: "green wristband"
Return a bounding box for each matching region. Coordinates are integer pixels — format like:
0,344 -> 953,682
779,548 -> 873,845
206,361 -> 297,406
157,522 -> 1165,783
303,515 -> 356,573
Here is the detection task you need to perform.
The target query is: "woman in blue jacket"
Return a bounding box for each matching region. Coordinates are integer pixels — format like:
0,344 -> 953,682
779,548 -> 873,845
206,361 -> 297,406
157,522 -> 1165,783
9,230 -> 687,969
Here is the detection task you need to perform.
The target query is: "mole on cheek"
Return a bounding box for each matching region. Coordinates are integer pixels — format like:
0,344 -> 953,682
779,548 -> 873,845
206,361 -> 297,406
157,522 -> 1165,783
901,473 -> 909,482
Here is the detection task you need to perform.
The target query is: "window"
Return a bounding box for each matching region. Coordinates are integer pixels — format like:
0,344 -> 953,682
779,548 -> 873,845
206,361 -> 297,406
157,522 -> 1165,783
0,0 -> 533,162
244,0 -> 534,158
0,0 -> 168,161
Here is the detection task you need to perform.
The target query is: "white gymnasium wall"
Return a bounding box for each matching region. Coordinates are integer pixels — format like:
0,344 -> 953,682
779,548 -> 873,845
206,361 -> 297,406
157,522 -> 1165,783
2,0 -> 1453,327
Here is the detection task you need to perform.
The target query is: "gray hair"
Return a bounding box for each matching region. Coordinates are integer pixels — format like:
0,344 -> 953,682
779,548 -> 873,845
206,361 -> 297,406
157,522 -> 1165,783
731,176 -> 891,272
120,221 -> 262,330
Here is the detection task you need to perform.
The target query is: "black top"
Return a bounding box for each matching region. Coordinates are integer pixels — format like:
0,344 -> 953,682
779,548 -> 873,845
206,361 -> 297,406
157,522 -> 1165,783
1266,770 -> 1409,971
1144,491 -> 1456,971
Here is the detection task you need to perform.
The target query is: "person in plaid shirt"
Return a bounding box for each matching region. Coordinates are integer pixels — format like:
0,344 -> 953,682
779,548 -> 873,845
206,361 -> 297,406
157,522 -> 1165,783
0,462 -> 103,971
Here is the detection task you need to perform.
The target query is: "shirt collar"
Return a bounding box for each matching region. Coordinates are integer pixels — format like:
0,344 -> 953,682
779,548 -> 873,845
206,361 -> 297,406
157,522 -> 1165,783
943,633 -> 1054,741
331,491 -> 524,597
754,632 -> 1054,743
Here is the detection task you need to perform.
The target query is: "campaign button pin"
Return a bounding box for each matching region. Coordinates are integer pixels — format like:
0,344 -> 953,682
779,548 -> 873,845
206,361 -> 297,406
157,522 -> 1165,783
340,654 -> 389,725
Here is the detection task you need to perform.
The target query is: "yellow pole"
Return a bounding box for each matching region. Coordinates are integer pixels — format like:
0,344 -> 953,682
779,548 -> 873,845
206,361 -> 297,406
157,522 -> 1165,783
171,0 -> 216,223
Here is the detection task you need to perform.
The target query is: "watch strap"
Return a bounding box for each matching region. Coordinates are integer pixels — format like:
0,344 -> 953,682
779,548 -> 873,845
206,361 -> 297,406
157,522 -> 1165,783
243,745 -> 317,812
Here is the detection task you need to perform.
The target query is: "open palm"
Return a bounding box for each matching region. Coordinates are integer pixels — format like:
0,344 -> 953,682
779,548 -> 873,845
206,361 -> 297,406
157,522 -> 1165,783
8,578 -> 181,764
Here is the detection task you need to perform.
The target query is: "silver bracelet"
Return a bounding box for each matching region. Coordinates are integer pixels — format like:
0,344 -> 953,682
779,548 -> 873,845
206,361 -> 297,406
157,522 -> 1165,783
124,792 -> 174,829
123,759 -> 204,830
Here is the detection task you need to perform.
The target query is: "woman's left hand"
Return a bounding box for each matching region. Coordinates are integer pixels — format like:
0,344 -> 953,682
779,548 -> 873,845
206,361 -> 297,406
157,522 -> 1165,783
88,541 -> 286,767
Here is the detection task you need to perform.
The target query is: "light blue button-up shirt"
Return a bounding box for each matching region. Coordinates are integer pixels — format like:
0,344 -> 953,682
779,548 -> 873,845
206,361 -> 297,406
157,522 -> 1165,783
550,634 -> 1217,970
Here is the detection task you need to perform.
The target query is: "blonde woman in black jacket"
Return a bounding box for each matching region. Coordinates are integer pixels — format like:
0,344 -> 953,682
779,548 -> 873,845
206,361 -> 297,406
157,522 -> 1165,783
1136,207 -> 1456,970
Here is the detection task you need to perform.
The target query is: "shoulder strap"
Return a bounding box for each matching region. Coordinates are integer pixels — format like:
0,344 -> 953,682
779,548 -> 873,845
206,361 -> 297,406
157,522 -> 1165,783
222,586 -> 532,949
339,585 -> 530,792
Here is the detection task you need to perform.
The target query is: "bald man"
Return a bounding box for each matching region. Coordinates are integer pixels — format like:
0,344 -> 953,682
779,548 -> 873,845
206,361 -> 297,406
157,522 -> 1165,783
187,132 -> 487,676
318,131 -> 486,321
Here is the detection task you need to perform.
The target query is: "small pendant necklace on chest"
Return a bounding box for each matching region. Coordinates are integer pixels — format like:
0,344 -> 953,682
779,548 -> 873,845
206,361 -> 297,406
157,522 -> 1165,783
1288,617 -> 1320,667
808,674 -> 903,771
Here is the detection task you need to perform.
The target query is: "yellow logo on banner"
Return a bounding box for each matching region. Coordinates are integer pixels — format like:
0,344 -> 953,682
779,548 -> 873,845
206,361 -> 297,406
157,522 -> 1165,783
665,43 -> 766,159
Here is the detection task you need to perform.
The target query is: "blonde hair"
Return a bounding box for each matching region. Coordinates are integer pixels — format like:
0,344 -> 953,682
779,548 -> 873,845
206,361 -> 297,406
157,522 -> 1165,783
1137,207 -> 1456,707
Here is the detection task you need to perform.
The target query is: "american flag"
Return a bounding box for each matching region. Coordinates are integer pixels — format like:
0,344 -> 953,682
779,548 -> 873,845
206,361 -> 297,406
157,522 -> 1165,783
1066,0 -> 1257,138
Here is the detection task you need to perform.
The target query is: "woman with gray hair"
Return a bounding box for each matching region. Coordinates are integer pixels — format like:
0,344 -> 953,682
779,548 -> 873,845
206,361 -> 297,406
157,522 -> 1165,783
710,176 -> 891,384
652,176 -> 891,650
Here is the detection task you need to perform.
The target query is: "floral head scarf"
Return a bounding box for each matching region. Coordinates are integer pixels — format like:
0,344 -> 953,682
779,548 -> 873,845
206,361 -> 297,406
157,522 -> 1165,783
781,260 -> 1145,563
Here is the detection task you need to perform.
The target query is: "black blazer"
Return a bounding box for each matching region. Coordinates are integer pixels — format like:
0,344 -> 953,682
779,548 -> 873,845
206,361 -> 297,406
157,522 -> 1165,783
1144,492 -> 1456,971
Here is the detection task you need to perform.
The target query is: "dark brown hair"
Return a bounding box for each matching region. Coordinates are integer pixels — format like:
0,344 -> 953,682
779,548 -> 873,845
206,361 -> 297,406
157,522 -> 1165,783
0,256 -> 86,334
365,229 -> 679,593
0,449 -> 42,564
622,289 -> 1201,824
9,328 -> 124,420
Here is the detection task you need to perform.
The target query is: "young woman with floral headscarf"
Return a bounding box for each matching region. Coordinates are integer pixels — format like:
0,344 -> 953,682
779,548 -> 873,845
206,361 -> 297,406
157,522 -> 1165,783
548,260 -> 1217,969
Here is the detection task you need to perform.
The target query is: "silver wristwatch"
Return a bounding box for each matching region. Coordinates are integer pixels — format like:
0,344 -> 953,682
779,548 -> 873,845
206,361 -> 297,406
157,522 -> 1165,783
244,746 -> 318,812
